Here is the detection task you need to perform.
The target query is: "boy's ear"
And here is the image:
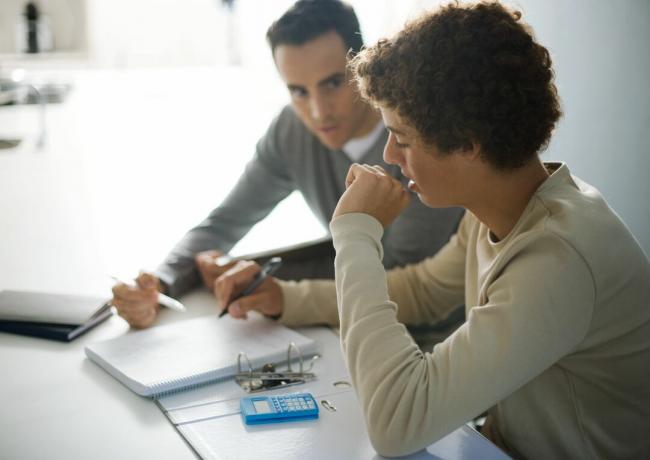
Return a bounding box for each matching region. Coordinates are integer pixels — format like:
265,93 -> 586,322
459,142 -> 482,163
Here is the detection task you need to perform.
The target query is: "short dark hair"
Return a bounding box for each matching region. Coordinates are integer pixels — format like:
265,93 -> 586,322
351,2 -> 562,170
267,0 -> 363,56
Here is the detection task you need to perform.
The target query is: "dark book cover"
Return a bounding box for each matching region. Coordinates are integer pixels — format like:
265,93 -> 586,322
0,293 -> 114,342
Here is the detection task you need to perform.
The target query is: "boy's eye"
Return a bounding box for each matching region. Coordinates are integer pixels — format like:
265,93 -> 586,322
394,138 -> 409,148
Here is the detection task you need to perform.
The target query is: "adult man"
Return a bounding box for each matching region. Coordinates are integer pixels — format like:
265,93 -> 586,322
112,0 -> 463,329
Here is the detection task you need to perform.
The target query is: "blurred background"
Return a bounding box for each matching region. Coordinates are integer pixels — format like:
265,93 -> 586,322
0,0 -> 648,296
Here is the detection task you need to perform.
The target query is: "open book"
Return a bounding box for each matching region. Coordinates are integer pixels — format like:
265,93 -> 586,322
0,290 -> 113,342
85,313 -> 317,398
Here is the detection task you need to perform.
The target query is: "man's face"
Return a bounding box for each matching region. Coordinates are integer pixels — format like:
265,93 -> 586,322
274,31 -> 375,150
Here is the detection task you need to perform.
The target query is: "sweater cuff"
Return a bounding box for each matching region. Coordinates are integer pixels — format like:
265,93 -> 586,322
277,280 -> 305,326
329,213 -> 384,260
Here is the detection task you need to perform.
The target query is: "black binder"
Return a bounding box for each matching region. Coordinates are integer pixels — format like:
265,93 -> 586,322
0,291 -> 114,342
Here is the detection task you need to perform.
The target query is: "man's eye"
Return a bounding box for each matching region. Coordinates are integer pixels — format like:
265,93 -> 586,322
325,78 -> 343,90
395,139 -> 409,148
290,88 -> 307,98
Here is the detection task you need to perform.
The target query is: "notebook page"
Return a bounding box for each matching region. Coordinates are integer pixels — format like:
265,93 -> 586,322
85,313 -> 316,397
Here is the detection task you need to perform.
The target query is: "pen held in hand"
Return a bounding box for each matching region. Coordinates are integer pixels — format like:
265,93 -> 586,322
219,257 -> 283,318
110,275 -> 186,313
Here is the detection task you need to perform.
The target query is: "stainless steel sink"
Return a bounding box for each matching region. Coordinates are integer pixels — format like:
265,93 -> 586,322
0,78 -> 72,106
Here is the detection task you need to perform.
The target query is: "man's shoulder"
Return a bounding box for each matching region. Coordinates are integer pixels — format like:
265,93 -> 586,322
260,105 -> 328,163
270,105 -> 312,139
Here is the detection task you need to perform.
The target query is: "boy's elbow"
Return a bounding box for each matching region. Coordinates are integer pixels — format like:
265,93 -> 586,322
367,423 -> 424,458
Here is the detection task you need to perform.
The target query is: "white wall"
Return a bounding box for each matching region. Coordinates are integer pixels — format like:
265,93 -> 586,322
83,0 -> 650,253
517,0 -> 650,254
377,0 -> 650,254
4,0 -> 648,253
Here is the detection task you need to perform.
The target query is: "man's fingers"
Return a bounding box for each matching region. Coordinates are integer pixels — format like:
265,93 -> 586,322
201,260 -> 237,277
112,279 -> 158,325
112,283 -> 156,303
112,283 -> 141,301
136,272 -> 158,290
122,306 -> 158,329
196,251 -> 238,290
194,249 -> 224,265
223,260 -> 261,285
113,298 -> 156,325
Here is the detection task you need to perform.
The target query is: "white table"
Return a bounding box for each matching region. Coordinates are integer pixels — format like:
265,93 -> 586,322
0,66 -> 322,460
0,294 -> 213,459
0,67 -> 506,459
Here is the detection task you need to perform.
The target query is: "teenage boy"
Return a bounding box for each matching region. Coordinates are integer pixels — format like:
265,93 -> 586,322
112,0 -> 462,328
217,3 -> 650,459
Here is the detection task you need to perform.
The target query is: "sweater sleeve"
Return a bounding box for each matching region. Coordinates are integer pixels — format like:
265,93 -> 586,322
278,214 -> 469,328
330,212 -> 595,457
278,279 -> 340,327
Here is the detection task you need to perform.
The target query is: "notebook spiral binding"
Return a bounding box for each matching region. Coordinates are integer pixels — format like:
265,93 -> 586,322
149,370 -> 234,399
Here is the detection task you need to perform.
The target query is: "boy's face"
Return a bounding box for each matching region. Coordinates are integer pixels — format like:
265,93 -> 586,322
380,107 -> 470,208
274,30 -> 376,150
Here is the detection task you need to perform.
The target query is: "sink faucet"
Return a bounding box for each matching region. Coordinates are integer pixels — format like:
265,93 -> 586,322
0,80 -> 47,151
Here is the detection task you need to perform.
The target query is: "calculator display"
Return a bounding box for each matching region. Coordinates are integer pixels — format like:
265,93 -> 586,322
253,400 -> 272,414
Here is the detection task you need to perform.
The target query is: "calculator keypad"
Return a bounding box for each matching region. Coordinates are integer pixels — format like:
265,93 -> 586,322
271,394 -> 317,413
241,392 -> 319,425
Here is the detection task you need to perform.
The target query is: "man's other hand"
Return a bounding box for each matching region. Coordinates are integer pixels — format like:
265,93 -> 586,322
195,250 -> 237,290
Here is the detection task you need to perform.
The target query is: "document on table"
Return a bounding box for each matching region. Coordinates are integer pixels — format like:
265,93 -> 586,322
156,327 -> 511,460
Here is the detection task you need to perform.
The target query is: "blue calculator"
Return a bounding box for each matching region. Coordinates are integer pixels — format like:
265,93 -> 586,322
240,393 -> 319,425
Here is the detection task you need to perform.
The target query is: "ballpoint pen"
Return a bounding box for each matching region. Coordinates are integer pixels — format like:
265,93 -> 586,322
110,275 -> 186,313
219,257 -> 283,318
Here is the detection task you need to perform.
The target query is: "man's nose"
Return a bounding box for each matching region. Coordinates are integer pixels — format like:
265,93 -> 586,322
309,94 -> 329,122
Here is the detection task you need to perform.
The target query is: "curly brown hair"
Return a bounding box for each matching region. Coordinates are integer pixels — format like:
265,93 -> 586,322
351,1 -> 562,170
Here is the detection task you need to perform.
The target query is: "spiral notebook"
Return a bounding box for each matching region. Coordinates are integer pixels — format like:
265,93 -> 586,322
84,313 -> 317,398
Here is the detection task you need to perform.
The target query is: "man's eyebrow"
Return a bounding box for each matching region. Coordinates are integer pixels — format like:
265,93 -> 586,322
318,72 -> 345,87
286,73 -> 345,93
286,83 -> 305,92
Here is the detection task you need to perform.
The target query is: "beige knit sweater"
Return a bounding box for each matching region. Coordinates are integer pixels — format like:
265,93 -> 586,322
278,163 -> 650,459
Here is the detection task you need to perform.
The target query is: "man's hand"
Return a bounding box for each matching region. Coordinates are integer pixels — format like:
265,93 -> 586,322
195,249 -> 237,290
333,164 -> 411,227
111,272 -> 161,329
214,260 -> 284,320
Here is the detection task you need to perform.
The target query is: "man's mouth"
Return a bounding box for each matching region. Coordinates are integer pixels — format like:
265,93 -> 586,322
317,125 -> 339,134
